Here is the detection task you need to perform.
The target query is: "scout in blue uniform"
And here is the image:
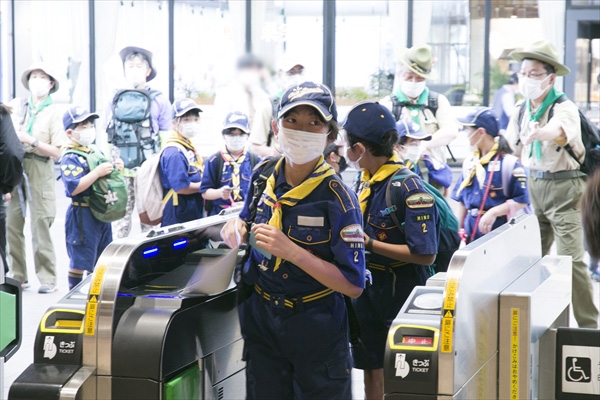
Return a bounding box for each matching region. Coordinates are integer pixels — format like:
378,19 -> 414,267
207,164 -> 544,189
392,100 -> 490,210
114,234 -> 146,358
159,99 -> 204,227
221,82 -> 365,399
451,107 -> 530,242
344,101 -> 440,400
394,119 -> 453,193
201,111 -> 257,216
60,107 -> 114,289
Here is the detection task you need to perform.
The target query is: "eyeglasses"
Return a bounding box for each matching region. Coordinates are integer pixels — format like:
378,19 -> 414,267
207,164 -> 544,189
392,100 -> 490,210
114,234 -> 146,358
517,72 -> 548,80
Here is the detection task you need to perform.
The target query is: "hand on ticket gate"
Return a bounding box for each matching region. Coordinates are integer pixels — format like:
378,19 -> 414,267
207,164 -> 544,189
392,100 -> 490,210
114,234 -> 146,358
221,217 -> 248,248
459,228 -> 467,244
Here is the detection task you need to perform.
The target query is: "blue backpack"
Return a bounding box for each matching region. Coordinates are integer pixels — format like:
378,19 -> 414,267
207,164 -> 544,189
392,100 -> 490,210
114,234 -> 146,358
107,89 -> 160,169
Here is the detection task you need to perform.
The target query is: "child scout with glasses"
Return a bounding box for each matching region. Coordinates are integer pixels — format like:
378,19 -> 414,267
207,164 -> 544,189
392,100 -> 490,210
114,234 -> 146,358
159,99 -> 204,227
220,82 -> 365,399
201,112 -> 259,216
60,107 -> 115,289
343,101 -> 440,400
451,108 -> 530,243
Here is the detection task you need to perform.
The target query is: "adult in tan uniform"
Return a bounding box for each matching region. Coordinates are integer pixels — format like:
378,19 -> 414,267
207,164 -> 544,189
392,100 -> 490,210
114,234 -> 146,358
7,62 -> 65,293
380,44 -> 458,194
505,40 -> 598,328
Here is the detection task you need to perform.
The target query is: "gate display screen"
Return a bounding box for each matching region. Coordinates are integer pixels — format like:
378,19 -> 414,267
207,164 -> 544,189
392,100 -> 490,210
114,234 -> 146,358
402,336 -> 433,346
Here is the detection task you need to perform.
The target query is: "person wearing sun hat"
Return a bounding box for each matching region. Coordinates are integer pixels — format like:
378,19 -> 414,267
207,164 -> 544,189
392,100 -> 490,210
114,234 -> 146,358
220,81 -> 365,398
343,101 -> 440,400
6,61 -> 66,293
505,40 -> 598,329
452,107 -> 529,243
380,44 -> 459,190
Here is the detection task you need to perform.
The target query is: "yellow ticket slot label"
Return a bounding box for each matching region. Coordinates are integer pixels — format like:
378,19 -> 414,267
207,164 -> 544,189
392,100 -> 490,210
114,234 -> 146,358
441,313 -> 454,353
443,278 -> 458,311
90,265 -> 107,296
510,308 -> 519,400
84,295 -> 98,336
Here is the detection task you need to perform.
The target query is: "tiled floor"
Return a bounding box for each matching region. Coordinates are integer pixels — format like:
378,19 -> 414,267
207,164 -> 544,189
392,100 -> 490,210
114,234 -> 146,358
3,170 -> 599,400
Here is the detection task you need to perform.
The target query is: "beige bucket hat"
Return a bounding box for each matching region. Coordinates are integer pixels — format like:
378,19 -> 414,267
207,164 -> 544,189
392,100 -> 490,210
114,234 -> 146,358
21,61 -> 60,94
399,44 -> 437,79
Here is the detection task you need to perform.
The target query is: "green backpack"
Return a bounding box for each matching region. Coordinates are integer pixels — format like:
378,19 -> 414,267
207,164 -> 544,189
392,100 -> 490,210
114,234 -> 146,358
64,146 -> 128,223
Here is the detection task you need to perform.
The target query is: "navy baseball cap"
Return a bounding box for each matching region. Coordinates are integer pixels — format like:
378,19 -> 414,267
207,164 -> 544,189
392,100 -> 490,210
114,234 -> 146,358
223,111 -> 250,133
458,107 -> 499,137
396,119 -> 431,141
278,81 -> 337,122
63,106 -> 99,130
342,101 -> 396,143
173,98 -> 203,118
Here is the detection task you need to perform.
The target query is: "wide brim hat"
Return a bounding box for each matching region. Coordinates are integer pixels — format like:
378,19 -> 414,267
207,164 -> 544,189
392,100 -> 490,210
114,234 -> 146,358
21,62 -> 60,94
399,44 -> 437,80
119,46 -> 157,81
510,40 -> 570,76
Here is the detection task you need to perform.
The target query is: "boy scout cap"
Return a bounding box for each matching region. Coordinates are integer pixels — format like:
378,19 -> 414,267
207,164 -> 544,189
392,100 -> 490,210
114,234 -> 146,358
21,61 -> 60,94
510,40 -> 570,76
278,81 -> 337,122
63,106 -> 99,130
173,98 -> 203,118
399,44 -> 437,79
458,107 -> 499,137
223,112 -> 250,133
396,119 -> 432,141
342,101 -> 396,143
120,46 -> 157,81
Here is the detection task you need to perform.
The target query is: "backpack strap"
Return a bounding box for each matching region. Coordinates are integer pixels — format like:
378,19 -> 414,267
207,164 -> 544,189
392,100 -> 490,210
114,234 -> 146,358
427,91 -> 439,114
385,167 -> 419,235
501,154 -> 518,198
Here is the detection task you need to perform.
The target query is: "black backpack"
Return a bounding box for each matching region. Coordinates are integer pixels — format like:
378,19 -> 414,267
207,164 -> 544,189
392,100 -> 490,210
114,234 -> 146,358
204,151 -> 261,216
385,168 -> 460,273
107,89 -> 161,169
518,95 -> 600,175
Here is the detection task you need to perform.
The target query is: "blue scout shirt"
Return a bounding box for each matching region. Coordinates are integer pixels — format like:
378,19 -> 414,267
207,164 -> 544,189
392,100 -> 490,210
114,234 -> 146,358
60,148 -> 112,272
451,155 -> 529,240
200,149 -> 254,216
239,159 -> 366,297
159,140 -> 203,226
363,171 -> 440,269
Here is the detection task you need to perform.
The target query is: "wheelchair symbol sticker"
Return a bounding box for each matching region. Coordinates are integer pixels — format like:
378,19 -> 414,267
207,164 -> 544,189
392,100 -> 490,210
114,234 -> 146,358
566,357 -> 591,383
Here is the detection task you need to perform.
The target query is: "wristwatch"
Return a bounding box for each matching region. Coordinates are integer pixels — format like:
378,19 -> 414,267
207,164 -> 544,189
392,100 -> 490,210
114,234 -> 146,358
31,139 -> 39,148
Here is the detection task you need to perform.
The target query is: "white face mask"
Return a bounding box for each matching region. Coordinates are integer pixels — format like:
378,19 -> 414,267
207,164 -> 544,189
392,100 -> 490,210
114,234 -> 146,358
345,144 -> 364,171
401,80 -> 427,99
277,125 -> 328,165
402,143 -> 423,162
28,78 -> 51,97
125,68 -> 148,88
72,128 -> 96,147
225,135 -> 247,152
518,75 -> 551,100
467,129 -> 483,152
178,122 -> 201,139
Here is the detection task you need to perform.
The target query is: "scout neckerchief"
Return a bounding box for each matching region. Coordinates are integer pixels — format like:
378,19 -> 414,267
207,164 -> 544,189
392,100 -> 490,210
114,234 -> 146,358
358,153 -> 404,214
393,86 -> 430,125
221,149 -> 246,201
26,95 -> 53,134
168,132 -> 203,172
525,86 -> 563,161
262,155 -> 336,271
455,138 -> 500,196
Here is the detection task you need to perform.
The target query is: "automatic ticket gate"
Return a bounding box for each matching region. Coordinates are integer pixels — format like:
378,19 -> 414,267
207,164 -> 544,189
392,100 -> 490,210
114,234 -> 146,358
9,210 -> 245,400
383,214 -> 584,399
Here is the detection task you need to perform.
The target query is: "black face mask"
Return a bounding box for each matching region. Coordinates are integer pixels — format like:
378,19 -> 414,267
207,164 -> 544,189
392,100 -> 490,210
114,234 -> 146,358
337,155 -> 348,173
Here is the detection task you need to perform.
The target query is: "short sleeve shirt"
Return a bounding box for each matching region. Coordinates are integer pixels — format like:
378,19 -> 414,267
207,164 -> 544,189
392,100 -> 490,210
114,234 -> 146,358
8,97 -> 66,153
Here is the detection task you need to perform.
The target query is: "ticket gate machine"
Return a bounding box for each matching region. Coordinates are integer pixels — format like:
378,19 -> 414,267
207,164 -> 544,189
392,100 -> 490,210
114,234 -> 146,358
9,211 -> 245,400
384,214 -> 575,399
1,259 -> 21,399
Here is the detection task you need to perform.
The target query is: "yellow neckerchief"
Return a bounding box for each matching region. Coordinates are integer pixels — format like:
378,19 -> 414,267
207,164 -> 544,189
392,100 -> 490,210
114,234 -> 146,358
455,138 -> 500,196
167,132 -> 203,172
221,149 -> 246,201
63,143 -> 91,153
262,156 -> 336,271
358,153 -> 404,214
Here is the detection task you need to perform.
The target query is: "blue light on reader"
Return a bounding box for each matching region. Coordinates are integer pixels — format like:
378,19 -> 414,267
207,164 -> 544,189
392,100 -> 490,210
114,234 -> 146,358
142,246 -> 159,258
172,238 -> 188,250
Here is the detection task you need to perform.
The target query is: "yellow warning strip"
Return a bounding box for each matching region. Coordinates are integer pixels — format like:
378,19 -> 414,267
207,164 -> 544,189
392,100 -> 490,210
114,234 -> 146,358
90,265 -> 107,296
84,295 -> 98,336
510,308 -> 519,400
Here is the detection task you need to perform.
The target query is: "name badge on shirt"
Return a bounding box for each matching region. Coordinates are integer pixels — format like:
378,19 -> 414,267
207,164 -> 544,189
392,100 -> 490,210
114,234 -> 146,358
488,160 -> 501,172
297,216 -> 324,227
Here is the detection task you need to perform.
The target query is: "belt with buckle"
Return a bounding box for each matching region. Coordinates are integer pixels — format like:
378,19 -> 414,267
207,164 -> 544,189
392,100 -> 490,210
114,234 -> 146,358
72,202 -> 89,207
468,209 -> 486,217
531,170 -> 585,180
254,284 -> 334,310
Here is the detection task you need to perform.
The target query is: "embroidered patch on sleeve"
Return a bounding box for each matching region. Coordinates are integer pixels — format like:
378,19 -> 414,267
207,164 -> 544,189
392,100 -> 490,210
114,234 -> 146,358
512,167 -> 527,178
406,193 -> 435,209
340,224 -> 364,242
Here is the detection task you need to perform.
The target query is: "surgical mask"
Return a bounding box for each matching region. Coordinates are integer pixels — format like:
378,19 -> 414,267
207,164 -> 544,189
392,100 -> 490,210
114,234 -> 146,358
467,129 -> 483,152
28,78 -> 51,97
125,68 -> 148,88
224,135 -> 247,152
519,75 -> 551,100
277,125 -> 328,165
72,128 -> 96,147
178,122 -> 201,139
403,143 -> 423,162
401,80 -> 427,99
345,145 -> 364,171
